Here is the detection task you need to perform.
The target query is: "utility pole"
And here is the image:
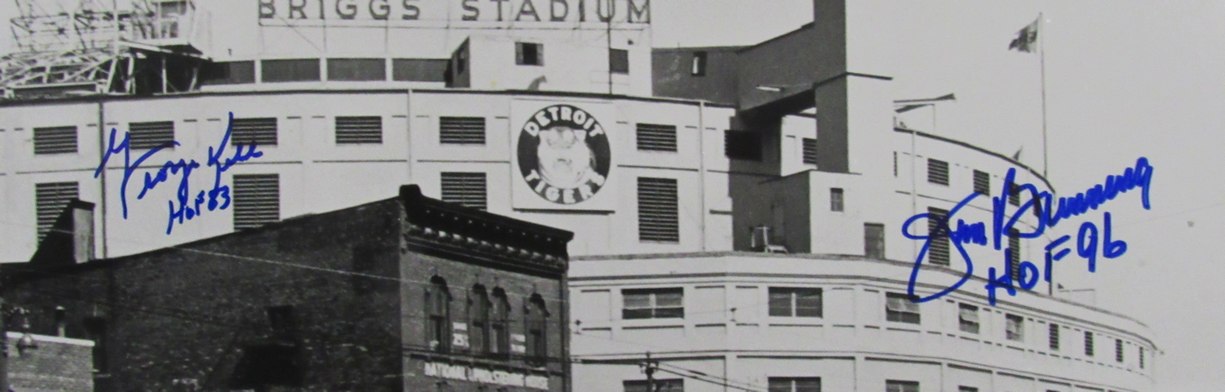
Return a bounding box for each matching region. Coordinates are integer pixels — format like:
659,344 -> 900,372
640,352 -> 658,391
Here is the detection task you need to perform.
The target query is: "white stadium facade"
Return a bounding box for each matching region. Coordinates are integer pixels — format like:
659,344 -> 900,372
0,1 -> 1155,391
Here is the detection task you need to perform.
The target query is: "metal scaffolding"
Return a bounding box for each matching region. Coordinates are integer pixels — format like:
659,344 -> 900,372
0,0 -> 210,100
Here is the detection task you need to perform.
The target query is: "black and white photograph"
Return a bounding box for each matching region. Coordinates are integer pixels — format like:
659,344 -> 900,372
0,0 -> 1221,391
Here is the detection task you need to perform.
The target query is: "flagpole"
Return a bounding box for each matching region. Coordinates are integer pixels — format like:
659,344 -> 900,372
1039,12 -> 1049,178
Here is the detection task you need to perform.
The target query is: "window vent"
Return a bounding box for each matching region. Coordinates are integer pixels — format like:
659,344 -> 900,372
231,117 -> 278,146
128,121 -> 175,149
927,159 -> 949,185
802,137 -> 817,165
35,182 -> 79,239
335,116 -> 383,144
33,126 -> 78,154
636,123 -> 677,152
439,117 -> 486,145
233,174 -> 280,230
637,177 -> 679,242
440,172 -> 487,210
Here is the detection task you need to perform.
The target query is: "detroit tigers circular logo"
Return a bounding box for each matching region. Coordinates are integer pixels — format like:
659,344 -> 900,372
517,104 -> 611,205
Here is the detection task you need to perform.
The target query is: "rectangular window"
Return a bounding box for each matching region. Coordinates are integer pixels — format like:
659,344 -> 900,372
724,130 -> 761,160
622,288 -> 683,319
1006,314 -> 1024,342
927,207 -> 950,266
1008,228 -> 1021,280
231,117 -> 278,146
128,121 -> 175,149
440,172 -> 487,210
625,379 -> 683,392
636,123 -> 678,152
638,177 -> 679,242
1115,339 -> 1124,363
768,287 -> 822,318
335,116 -> 383,144
958,304 -> 979,334
327,58 -> 386,81
83,317 -> 108,373
33,126 -> 78,154
35,182 -> 79,239
516,42 -> 544,66
691,51 -> 707,76
768,377 -> 820,392
200,61 -> 255,85
802,137 -> 818,165
1085,331 -> 1095,357
609,48 -> 629,74
958,387 -> 978,392
266,305 -> 296,339
885,292 -> 920,324
233,174 -> 280,230
261,59 -> 321,82
927,159 -> 949,185
973,170 -> 990,195
1009,182 -> 1021,206
864,223 -> 885,259
1049,323 -> 1060,350
829,188 -> 844,212
886,380 -> 920,392
391,58 -> 448,82
439,117 -> 486,145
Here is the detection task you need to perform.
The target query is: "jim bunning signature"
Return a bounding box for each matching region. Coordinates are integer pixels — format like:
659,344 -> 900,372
93,112 -> 264,235
901,157 -> 1154,305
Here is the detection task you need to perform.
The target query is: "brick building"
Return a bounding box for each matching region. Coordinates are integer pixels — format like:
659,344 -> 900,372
1,185 -> 572,392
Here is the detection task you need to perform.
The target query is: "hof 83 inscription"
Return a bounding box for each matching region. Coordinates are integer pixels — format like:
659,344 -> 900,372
517,104 -> 611,205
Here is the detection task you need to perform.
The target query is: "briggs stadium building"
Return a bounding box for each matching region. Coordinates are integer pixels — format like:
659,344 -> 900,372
0,1 -> 1156,391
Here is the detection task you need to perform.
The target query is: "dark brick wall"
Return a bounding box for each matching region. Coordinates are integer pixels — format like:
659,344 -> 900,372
399,250 -> 567,392
3,189 -> 572,392
5,200 -> 404,391
5,333 -> 94,392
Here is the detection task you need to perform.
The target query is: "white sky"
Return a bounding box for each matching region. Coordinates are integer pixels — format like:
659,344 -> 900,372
4,1 -> 1224,390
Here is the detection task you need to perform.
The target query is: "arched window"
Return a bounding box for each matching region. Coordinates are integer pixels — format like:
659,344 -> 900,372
426,276 -> 451,352
490,288 -> 510,356
524,294 -> 548,365
468,285 -> 490,354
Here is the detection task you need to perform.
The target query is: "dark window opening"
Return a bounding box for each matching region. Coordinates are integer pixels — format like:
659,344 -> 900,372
691,51 -> 707,76
864,223 -> 885,259
623,288 -> 684,319
768,287 -> 822,318
830,188 -> 844,212
638,177 -> 679,242
927,207 -> 950,266
516,42 -> 544,66
610,48 -> 629,74
426,277 -> 452,353
525,294 -> 548,365
327,58 -> 385,81
724,130 -> 761,161
261,59 -> 321,83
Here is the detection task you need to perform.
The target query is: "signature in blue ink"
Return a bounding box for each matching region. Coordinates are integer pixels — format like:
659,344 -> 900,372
93,112 -> 263,235
901,157 -> 1154,305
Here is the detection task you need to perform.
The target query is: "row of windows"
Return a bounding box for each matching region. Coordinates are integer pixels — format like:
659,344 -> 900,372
35,176 -> 281,237
28,117 -> 388,156
28,119 -> 783,163
425,276 -> 549,364
919,295 -> 1145,367
438,174 -> 682,243
201,58 -> 449,85
612,287 -> 1145,369
926,158 -> 1025,207
511,41 -> 631,74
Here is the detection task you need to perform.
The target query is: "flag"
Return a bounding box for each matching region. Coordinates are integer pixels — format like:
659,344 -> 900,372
1009,16 -> 1040,53
1012,147 -> 1023,161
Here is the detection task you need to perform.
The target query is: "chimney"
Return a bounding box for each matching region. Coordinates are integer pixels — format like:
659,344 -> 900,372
811,0 -> 897,177
29,199 -> 96,266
